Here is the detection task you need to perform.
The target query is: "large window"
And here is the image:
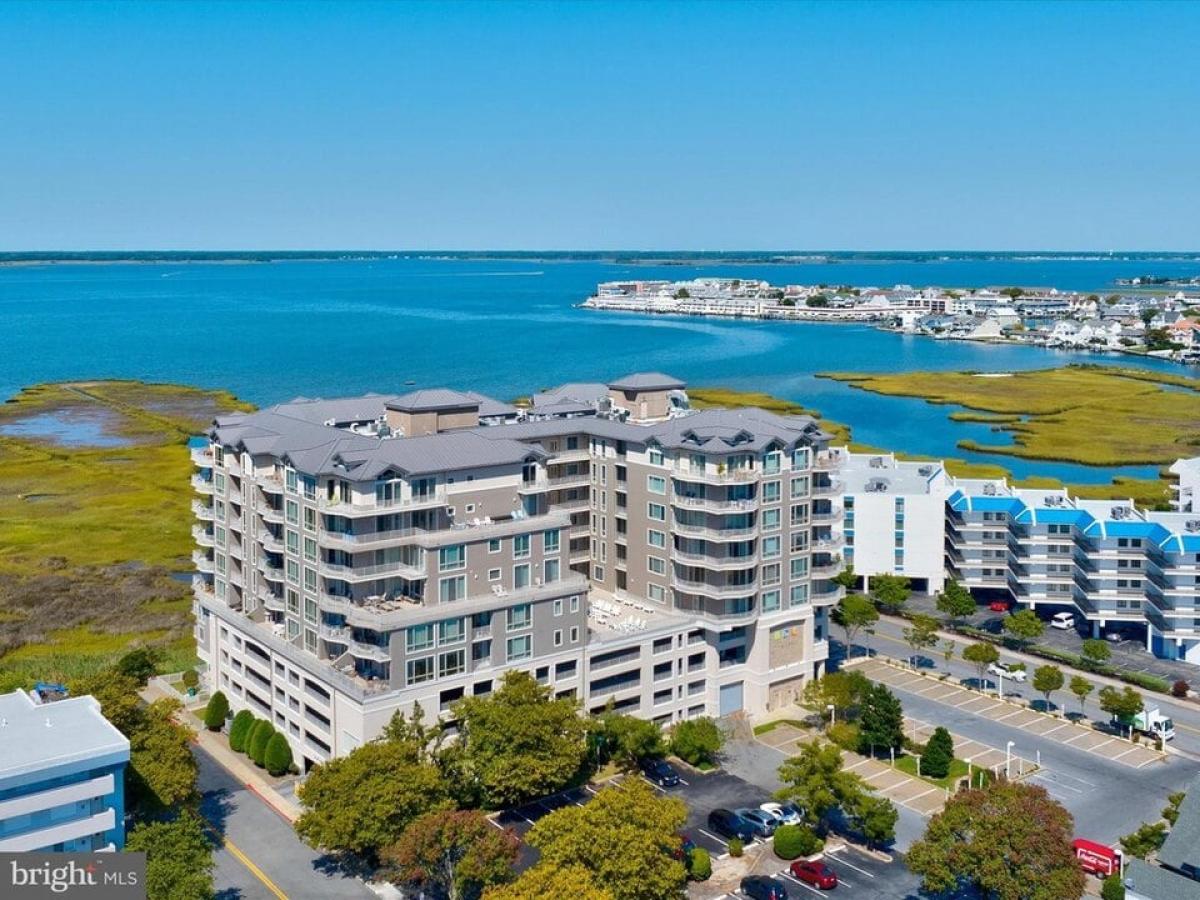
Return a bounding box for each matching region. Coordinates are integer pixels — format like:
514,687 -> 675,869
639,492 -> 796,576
439,617 -> 465,645
407,623 -> 435,653
648,448 -> 664,466
513,563 -> 531,589
506,635 -> 532,662
544,559 -> 560,583
543,530 -> 560,553
406,657 -> 435,684
647,475 -> 666,495
648,529 -> 666,548
439,545 -> 466,572
647,503 -> 666,521
439,575 -> 467,603
507,603 -> 532,630
513,534 -> 531,559
648,556 -> 666,575
439,649 -> 465,678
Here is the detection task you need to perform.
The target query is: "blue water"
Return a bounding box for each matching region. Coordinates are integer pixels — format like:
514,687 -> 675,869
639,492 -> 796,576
2,257 -> 1196,483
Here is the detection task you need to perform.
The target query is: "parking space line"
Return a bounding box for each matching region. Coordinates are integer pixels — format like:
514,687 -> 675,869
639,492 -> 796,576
1040,721 -> 1074,738
993,708 -> 1027,722
826,849 -> 876,878
1109,744 -> 1142,761
698,828 -> 728,848
780,872 -> 826,896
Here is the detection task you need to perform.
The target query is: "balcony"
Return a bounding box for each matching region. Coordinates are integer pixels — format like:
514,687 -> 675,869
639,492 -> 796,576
318,623 -> 350,642
190,446 -> 214,468
672,466 -> 762,486
259,589 -> 285,613
811,535 -> 844,552
810,582 -> 845,604
320,488 -> 447,516
257,475 -> 284,496
673,550 -> 759,571
259,532 -> 285,554
347,639 -> 391,663
192,576 -> 214,599
192,525 -> 214,548
672,522 -> 758,542
551,497 -> 590,511
810,509 -> 841,523
257,557 -> 285,581
547,471 -> 591,489
810,555 -> 843,579
192,551 -> 214,574
191,475 -> 214,495
672,495 -> 758,513
671,576 -> 757,599
192,500 -> 215,521
318,593 -> 354,614
318,558 -> 425,582
813,452 -> 840,471
811,478 -> 844,496
321,527 -> 428,550
259,505 -> 284,525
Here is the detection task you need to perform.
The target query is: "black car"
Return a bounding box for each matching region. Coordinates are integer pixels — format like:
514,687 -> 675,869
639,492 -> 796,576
707,808 -> 755,843
640,757 -> 681,787
741,875 -> 789,900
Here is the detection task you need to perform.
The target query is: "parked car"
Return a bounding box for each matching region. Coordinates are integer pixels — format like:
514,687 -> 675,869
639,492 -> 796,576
988,661 -> 1027,683
741,875 -> 790,900
707,808 -> 756,843
760,801 -> 803,826
790,860 -> 838,890
736,807 -> 778,837
639,757 -> 680,787
989,600 -> 1010,612
1051,611 -> 1076,630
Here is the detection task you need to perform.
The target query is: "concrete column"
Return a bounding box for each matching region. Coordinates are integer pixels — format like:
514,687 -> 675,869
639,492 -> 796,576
1092,620 -> 1101,639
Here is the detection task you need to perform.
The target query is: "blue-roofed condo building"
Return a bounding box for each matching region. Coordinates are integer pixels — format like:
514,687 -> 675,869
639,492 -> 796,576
0,690 -> 129,852
947,480 -> 1200,664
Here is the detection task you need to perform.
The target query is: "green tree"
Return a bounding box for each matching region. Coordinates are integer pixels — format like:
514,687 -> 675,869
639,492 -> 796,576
594,711 -> 665,768
382,810 -> 519,900
908,782 -> 1085,900
264,733 -> 294,777
1081,639 -> 1112,667
125,811 -> 215,900
228,710 -> 255,752
776,739 -> 868,829
921,727 -> 954,779
870,574 -> 911,614
453,671 -> 589,809
773,824 -> 822,859
800,671 -> 871,721
834,593 -> 878,658
295,739 -> 451,860
962,641 -> 1000,689
525,779 -> 687,900
857,684 -> 904,756
689,848 -> 712,881
1098,686 -> 1144,736
669,717 -> 723,767
182,669 -> 200,691
935,580 -> 976,627
832,565 -> 858,591
128,699 -> 200,813
247,720 -> 275,768
483,864 -> 613,900
806,294 -> 830,308
845,791 -> 898,849
202,691 -> 229,731
72,671 -> 146,736
1120,821 -> 1167,859
380,701 -> 443,763
114,646 -> 164,686
1003,609 -> 1045,650
903,614 -> 940,667
1163,791 -> 1186,826
1069,675 -> 1094,716
942,640 -> 955,666
1101,872 -> 1125,900
1032,665 -> 1065,713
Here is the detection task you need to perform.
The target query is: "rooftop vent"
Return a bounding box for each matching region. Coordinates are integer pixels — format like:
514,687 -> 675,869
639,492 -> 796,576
868,456 -> 886,469
983,484 -> 998,496
1185,520 -> 1200,533
1111,506 -> 1129,520
865,478 -> 890,493
1045,495 -> 1064,507
917,466 -> 934,476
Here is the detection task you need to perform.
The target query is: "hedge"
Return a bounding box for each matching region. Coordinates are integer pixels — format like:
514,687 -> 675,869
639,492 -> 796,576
773,825 -> 823,860
203,691 -> 229,731
689,848 -> 711,881
248,721 -> 275,767
264,732 -> 293,776
228,710 -> 255,752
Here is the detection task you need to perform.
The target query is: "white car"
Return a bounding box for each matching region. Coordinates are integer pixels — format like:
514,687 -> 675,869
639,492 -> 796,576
759,801 -> 803,827
988,662 -> 1026,683
1050,612 -> 1076,630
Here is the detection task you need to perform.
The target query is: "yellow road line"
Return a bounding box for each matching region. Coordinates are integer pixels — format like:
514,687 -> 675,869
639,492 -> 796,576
204,822 -> 289,900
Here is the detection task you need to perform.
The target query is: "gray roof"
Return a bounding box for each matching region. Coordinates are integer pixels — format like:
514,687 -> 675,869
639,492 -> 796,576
531,382 -> 609,408
387,389 -> 480,412
608,371 -> 686,392
1124,858 -> 1200,900
268,394 -> 397,426
528,400 -> 597,417
1159,778 -> 1200,871
463,391 -> 519,419
0,691 -> 129,785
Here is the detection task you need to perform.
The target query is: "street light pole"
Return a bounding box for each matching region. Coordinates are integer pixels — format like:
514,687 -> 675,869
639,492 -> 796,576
1006,740 -> 1015,779
827,704 -> 836,728
998,671 -> 1004,701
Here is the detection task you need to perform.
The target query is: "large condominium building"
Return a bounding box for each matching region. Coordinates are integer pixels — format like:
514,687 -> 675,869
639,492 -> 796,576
0,690 -> 130,852
947,480 -> 1200,663
1170,456 -> 1200,513
191,374 -> 842,769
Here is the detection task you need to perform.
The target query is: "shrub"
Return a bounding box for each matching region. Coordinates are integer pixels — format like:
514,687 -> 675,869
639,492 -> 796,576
670,717 -> 723,766
182,669 -> 200,690
228,710 -> 255,752
1101,873 -> 1125,900
264,732 -> 294,776
248,721 -> 275,767
773,824 -> 823,860
689,847 -> 712,881
728,837 -> 743,858
114,647 -> 164,686
1121,672 -> 1170,694
921,726 -> 954,779
203,691 -> 229,731
1172,680 -> 1190,698
827,722 -> 860,753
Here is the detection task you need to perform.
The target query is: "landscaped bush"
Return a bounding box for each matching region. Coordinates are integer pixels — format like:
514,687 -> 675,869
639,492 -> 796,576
670,717 -> 723,767
1101,872 -> 1125,900
228,710 -> 255,752
688,847 -> 712,881
1120,672 -> 1169,694
1173,680 -> 1190,698
203,691 -> 229,731
773,825 -> 823,860
182,668 -> 200,690
921,727 -> 954,779
728,837 -> 743,858
264,732 -> 293,776
248,720 -> 276,767
827,722 -> 860,753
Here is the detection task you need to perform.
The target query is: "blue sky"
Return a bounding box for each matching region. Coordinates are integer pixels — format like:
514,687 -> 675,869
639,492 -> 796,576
2,1 -> 1198,250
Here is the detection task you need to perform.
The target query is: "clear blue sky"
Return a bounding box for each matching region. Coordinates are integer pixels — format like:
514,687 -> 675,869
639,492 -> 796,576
2,1 -> 1198,251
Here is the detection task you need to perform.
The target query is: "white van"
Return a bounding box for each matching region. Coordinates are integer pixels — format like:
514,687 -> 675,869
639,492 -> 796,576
1050,611 -> 1076,630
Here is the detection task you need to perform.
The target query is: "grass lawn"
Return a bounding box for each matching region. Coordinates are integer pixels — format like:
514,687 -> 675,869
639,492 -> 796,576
894,754 -> 973,790
753,718 -> 811,736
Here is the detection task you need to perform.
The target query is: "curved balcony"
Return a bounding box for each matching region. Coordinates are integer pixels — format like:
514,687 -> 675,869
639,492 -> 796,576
810,556 -> 844,579
192,551 -> 214,574
192,500 -> 215,521
258,476 -> 284,496
671,575 -> 758,600
192,576 -> 215,599
672,495 -> 759,514
318,559 -> 425,583
810,582 -> 845,605
673,551 -> 759,571
321,527 -> 424,551
347,639 -> 391,663
672,467 -> 762,486
812,478 -> 844,497
259,506 -> 284,526
813,452 -> 841,471
257,557 -> 285,582
318,623 -> 350,642
259,589 -> 286,613
811,535 -> 845,553
675,599 -> 759,626
318,593 -> 354,614
810,509 -> 842,523
259,532 -> 285,554
191,475 -> 214,496
192,525 -> 214,548
320,488 -> 447,516
190,447 -> 214,468
672,522 -> 757,542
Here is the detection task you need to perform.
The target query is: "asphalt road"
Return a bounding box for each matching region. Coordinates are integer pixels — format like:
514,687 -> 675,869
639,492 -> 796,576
195,746 -> 374,900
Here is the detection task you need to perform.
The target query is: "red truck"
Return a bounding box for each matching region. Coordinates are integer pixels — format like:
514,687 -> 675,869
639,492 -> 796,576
1073,838 -> 1121,877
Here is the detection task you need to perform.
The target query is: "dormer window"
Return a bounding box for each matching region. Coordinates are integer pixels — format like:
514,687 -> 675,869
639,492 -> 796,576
648,448 -> 664,466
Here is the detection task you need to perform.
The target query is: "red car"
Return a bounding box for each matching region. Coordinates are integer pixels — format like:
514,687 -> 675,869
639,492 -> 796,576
989,600 -> 1010,612
790,860 -> 838,889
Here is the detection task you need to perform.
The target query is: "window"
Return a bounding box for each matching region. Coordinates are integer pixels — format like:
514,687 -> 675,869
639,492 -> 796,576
763,481 -> 781,502
472,640 -> 492,663
513,534 -> 531,559
303,537 -> 317,561
285,469 -> 298,493
762,590 -> 781,612
647,502 -> 666,521
286,559 -> 299,584
553,598 -> 563,616
286,530 -> 299,553
406,657 -> 434,684
304,506 -> 316,532
488,567 -> 501,582
488,539 -> 501,554
543,530 -> 560,553
407,624 -> 435,652
303,567 -> 316,591
507,603 -> 532,630
790,558 -> 808,580
471,611 -> 492,629
506,635 -> 532,662
792,448 -> 810,469
439,575 -> 467,603
763,535 -> 781,559
791,476 -> 809,497
544,559 -> 560,583
762,508 -> 781,530
439,650 -> 465,678
790,584 -> 809,606
763,451 -> 782,474
554,629 -> 563,647
286,589 -> 299,614
570,595 -> 580,613
304,596 -> 317,622
648,529 -> 666,548
439,545 -> 466,572
648,583 -> 666,603
647,475 -> 666,494
649,448 -> 664,466
513,563 -> 531,589
648,556 -> 666,575
285,500 -> 299,525
569,625 -> 579,643
439,617 -> 465,645
593,565 -> 605,581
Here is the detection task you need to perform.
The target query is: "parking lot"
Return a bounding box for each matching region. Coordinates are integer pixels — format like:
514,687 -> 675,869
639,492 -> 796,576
713,844 -> 922,900
852,657 -> 1164,768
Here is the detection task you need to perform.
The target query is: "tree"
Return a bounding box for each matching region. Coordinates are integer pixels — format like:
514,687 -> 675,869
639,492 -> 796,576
777,739 -> 869,829
921,727 -> 954,779
1032,665 -> 1064,713
115,646 -> 164,686
907,782 -> 1085,900
202,691 -> 229,731
800,671 -> 871,721
806,294 -> 830,308
228,710 -> 255,752
72,671 -> 146,736
903,614 -> 940,667
857,684 -> 904,756
483,864 -> 613,900
296,739 -> 451,860
832,565 -> 858,591
264,733 -> 294,777
128,699 -> 200,813
247,720 -> 275,768
844,792 -> 898,849
1081,639 -> 1111,667
935,580 -> 976,627
126,811 -> 215,900
453,670 -> 589,809
382,810 -> 519,900
1069,675 -> 1093,715
870,574 -> 911,614
1163,791 -> 1186,826
962,641 -> 1000,689
380,701 -> 443,763
689,848 -> 712,881
833,593 -> 878,658
595,711 -> 665,768
1003,609 -> 1044,650
182,669 -> 200,691
1120,821 -> 1167,859
1101,872 -> 1125,900
773,824 -> 822,859
1098,686 -> 1144,736
942,641 -> 955,666
670,717 -> 722,767
525,779 -> 686,900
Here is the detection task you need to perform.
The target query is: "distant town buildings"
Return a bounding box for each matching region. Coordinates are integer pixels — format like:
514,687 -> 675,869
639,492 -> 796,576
0,689 -> 129,852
